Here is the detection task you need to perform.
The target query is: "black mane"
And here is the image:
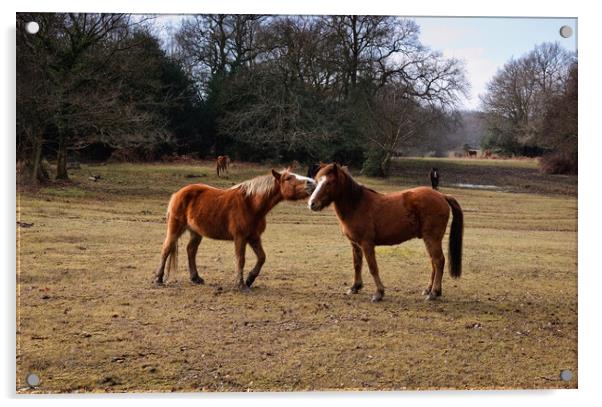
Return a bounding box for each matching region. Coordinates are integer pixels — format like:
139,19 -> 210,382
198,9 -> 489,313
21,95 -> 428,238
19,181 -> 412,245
342,168 -> 376,208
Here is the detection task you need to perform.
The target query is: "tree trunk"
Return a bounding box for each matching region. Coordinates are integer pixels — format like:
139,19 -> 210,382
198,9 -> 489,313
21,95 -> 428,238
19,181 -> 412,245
31,136 -> 49,183
31,137 -> 42,183
350,16 -> 359,91
55,133 -> 69,180
380,151 -> 392,177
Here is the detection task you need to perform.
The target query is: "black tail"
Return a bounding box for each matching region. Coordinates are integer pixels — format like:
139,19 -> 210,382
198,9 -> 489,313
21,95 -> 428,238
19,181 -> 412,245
445,195 -> 464,278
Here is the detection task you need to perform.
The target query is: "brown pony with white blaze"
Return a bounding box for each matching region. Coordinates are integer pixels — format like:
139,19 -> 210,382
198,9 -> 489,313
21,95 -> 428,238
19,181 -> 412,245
154,169 -> 316,290
308,163 -> 463,302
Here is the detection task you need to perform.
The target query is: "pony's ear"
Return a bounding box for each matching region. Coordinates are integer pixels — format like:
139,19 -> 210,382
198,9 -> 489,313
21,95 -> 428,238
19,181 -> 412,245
271,169 -> 282,180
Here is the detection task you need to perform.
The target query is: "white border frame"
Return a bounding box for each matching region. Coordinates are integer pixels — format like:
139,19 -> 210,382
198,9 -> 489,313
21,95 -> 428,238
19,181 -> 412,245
3,1 -> 600,405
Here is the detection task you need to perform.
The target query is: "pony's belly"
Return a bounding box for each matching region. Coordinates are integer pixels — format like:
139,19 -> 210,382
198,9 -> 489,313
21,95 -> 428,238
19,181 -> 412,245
374,232 -> 415,246
373,216 -> 419,245
189,223 -> 233,241
203,232 -> 233,241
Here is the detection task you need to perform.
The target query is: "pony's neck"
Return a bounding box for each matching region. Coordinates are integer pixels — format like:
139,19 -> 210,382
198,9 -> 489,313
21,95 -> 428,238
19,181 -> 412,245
333,171 -> 364,220
249,187 -> 283,217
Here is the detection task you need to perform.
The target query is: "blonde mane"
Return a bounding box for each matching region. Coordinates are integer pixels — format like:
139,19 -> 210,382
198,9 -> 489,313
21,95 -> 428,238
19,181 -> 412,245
231,174 -> 277,197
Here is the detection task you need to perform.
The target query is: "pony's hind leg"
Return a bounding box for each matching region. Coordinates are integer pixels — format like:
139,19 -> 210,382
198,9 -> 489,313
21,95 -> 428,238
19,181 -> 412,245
154,213 -> 186,286
187,231 -> 204,284
347,242 -> 364,295
154,244 -> 170,286
422,259 -> 436,296
423,237 -> 445,300
154,230 -> 183,285
245,237 -> 266,288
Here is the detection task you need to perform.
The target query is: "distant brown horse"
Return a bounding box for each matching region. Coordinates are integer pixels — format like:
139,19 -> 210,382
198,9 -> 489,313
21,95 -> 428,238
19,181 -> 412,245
466,150 -> 478,158
308,163 -> 463,302
482,149 -> 492,159
154,169 -> 316,290
216,155 -> 230,177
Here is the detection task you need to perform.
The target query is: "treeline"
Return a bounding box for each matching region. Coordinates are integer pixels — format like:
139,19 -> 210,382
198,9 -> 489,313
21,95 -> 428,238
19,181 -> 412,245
480,42 -> 577,173
17,13 -> 205,183
17,13 -> 468,182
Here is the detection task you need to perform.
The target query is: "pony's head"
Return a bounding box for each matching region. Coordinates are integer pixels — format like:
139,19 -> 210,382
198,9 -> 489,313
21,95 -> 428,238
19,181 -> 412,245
308,163 -> 344,211
272,168 -> 316,201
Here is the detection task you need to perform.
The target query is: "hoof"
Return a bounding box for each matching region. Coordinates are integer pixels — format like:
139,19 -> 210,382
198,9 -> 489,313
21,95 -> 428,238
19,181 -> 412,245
154,279 -> 164,287
371,291 -> 384,303
346,284 -> 363,295
245,276 -> 257,288
236,283 -> 251,293
190,275 -> 205,285
425,291 -> 440,301
422,288 -> 432,296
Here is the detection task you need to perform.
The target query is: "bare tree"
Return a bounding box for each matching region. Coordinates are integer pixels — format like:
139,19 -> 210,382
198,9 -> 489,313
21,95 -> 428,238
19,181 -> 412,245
172,15 -> 468,169
539,63 -> 577,174
17,13 -> 173,182
176,14 -> 266,93
481,42 -> 575,153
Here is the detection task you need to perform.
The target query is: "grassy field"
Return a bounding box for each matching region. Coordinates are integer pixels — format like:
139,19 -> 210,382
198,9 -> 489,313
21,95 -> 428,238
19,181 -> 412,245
389,157 -> 577,196
16,158 -> 577,392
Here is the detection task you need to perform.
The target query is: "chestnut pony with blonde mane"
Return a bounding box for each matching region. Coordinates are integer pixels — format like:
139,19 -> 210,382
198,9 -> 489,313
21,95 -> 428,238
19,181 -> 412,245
154,169 -> 316,290
308,163 -> 463,302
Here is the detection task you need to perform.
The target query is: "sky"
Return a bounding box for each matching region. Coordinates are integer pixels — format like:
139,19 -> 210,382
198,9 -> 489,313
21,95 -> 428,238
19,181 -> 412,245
415,17 -> 577,110
152,15 -> 578,111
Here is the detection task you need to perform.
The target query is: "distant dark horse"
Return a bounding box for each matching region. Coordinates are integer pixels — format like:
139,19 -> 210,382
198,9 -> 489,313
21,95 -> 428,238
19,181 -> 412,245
429,167 -> 440,190
307,163 -> 321,179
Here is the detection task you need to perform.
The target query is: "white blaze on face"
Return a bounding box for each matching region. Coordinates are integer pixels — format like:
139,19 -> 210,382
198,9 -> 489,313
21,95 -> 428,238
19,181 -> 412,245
290,172 -> 316,184
308,176 -> 327,209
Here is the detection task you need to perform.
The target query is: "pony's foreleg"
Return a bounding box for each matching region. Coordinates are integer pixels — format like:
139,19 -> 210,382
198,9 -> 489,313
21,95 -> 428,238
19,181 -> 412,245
361,243 -> 385,302
245,237 -> 266,288
233,237 -> 249,292
346,243 -> 364,295
423,238 -> 445,300
187,232 -> 204,284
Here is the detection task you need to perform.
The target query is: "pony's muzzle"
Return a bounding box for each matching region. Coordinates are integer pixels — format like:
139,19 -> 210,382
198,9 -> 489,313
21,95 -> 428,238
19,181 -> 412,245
305,179 -> 317,194
309,201 -> 321,211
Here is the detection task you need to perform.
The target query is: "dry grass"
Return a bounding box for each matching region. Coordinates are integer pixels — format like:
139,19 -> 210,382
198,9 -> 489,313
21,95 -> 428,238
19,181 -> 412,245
389,157 -> 577,196
16,159 -> 577,392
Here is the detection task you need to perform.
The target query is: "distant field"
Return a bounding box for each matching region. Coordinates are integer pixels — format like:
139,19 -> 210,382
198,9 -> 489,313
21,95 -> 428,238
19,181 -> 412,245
16,158 -> 577,392
389,157 -> 577,196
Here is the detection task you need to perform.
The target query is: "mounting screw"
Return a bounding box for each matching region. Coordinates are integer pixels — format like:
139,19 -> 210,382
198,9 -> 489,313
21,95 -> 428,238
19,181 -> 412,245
559,25 -> 573,39
25,21 -> 39,35
26,373 -> 40,387
560,369 -> 573,381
